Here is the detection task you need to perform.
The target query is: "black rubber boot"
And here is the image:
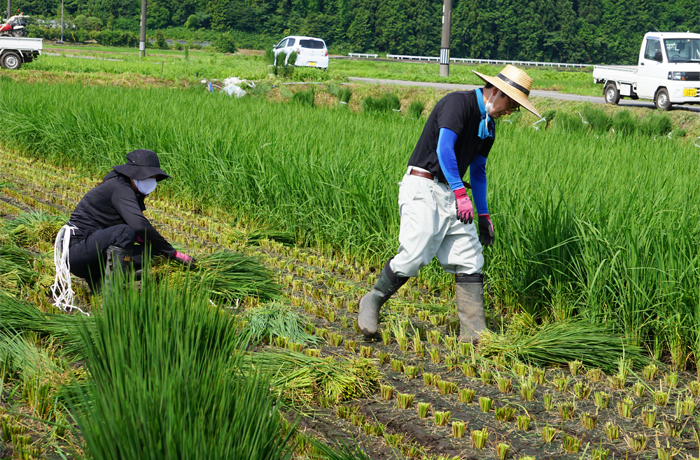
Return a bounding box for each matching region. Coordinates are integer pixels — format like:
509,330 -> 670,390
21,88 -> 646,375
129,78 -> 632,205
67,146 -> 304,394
104,245 -> 133,286
455,273 -> 487,344
357,259 -> 408,338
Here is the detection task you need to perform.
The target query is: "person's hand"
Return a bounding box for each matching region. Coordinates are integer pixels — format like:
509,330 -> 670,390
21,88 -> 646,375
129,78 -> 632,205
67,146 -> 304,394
174,251 -> 195,267
478,214 -> 495,246
454,188 -> 473,224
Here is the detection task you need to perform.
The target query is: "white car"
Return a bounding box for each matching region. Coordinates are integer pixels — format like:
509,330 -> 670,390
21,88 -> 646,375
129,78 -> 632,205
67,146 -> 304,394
273,36 -> 329,69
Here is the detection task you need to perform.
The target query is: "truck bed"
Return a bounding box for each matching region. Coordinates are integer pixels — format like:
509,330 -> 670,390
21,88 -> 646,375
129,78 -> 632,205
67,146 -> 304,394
592,65 -> 638,84
0,37 -> 43,52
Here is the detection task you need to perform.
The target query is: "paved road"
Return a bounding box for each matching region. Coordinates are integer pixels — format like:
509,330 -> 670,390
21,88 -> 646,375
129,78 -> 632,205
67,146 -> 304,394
347,77 -> 700,112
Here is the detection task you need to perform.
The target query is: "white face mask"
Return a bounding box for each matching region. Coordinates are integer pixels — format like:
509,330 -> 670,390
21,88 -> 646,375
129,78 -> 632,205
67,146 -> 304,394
484,92 -> 497,116
133,177 -> 157,195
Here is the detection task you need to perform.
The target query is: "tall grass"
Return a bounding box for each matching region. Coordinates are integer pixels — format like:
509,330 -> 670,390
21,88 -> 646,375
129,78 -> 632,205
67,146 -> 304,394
67,271 -> 294,460
1,79 -> 699,365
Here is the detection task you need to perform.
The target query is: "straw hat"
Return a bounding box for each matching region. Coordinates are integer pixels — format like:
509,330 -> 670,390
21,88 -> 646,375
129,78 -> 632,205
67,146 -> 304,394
112,149 -> 171,182
473,64 -> 540,118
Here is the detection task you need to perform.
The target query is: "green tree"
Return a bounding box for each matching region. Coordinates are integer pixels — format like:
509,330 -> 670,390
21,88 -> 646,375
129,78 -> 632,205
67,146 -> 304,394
215,31 -> 237,53
347,9 -> 373,51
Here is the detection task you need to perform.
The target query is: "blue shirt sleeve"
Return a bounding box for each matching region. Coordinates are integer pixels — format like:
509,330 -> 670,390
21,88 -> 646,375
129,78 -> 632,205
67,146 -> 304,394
470,154 -> 488,215
436,128 -> 464,191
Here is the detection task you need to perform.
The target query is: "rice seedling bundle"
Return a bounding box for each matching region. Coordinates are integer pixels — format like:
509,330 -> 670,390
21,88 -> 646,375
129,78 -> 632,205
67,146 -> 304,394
4,80 -> 700,362
245,303 -> 320,345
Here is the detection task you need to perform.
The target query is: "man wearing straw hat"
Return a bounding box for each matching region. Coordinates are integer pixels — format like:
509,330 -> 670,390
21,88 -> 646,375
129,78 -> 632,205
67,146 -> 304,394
358,64 -> 540,343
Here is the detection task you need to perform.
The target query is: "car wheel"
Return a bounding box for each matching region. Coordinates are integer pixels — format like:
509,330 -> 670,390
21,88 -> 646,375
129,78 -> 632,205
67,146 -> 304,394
655,88 -> 671,110
604,82 -> 620,105
1,52 -> 21,70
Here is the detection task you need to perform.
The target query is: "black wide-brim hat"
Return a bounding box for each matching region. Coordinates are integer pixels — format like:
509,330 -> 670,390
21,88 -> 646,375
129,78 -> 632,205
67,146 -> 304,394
112,149 -> 171,181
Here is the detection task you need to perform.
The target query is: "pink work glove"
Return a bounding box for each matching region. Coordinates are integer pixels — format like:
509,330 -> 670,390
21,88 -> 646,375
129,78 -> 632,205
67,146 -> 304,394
454,188 -> 473,224
478,214 -> 495,246
174,251 -> 194,265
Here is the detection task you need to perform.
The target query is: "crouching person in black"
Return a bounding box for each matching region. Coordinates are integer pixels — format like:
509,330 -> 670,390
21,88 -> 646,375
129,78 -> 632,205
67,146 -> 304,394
60,149 -> 193,293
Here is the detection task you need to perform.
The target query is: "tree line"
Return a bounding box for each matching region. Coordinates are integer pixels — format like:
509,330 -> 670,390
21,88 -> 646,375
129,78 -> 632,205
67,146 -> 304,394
11,0 -> 700,63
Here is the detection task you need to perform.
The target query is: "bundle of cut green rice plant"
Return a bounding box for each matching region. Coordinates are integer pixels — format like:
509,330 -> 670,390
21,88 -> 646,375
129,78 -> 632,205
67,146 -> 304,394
242,349 -> 379,405
0,245 -> 39,293
245,302 -> 320,345
479,313 -> 646,371
3,211 -> 66,249
156,250 -> 280,304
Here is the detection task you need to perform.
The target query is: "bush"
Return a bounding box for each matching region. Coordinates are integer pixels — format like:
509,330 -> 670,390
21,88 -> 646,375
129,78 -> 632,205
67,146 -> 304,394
638,113 -> 673,137
184,14 -> 200,30
291,88 -> 315,107
155,29 -> 167,49
215,32 -> 237,54
611,110 -> 637,137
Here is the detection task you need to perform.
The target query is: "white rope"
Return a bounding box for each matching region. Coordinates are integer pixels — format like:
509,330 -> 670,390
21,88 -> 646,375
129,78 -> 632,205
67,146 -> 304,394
50,224 -> 90,316
577,111 -> 589,125
531,117 -> 545,130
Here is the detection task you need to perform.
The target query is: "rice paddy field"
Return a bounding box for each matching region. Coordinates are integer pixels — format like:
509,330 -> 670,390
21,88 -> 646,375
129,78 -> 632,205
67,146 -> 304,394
1,53 -> 700,459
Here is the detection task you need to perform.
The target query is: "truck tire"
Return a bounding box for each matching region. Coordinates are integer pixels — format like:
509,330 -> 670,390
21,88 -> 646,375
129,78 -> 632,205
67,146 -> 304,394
1,52 -> 22,70
604,82 -> 620,105
655,88 -> 671,110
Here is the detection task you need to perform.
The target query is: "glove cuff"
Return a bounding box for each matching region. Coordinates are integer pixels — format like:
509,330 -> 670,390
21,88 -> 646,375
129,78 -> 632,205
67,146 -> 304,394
453,187 -> 468,198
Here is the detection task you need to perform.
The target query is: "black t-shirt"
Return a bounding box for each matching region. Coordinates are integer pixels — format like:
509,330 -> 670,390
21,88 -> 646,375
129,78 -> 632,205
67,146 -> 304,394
407,90 -> 495,183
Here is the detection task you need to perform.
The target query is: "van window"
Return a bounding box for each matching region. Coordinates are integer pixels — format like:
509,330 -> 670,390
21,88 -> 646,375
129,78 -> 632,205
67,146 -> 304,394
276,39 -> 287,48
644,39 -> 663,62
287,38 -> 296,47
300,39 -> 325,49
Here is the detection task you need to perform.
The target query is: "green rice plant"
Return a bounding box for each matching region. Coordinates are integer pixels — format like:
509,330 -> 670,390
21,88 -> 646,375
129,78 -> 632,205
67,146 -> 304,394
350,413 -> 365,426
540,423 -> 557,443
608,375 -> 625,390
664,371 -> 679,389
417,402 -> 430,418
687,380 -> 700,396
663,420 -> 682,438
397,336 -> 409,351
552,111 -> 587,133
580,412 -> 596,430
516,415 -> 530,430
586,368 -> 602,383
429,347 -> 441,364
568,359 -> 583,376
66,271 -> 295,460
406,101 -> 424,119
361,93 -> 401,114
624,434 -> 648,453
657,442 -> 681,460
495,442 -> 509,460
360,346 -> 373,358
390,358 -> 404,372
246,303 -> 320,345
344,339 -> 357,353
494,405 -> 516,422
461,363 -> 476,377
642,363 -> 658,381
677,396 -> 696,416
459,342 -> 474,357
592,448 -> 609,460
479,396 -> 493,413
573,381 -> 591,400
443,335 -> 457,352
496,375 -> 512,393
471,428 -> 488,449
381,329 -> 391,346
604,422 -> 620,441
530,367 -> 546,384
512,362 -> 528,377
412,335 -> 424,357
437,380 -> 457,395
557,401 -> 575,420
581,105 -> 612,133
434,411 -> 451,426
404,365 -> 420,380
337,87 -> 352,105
427,329 -> 441,345
481,369 -> 493,385
378,351 -> 390,365
328,332 -> 343,347
632,381 -> 645,398
396,393 -> 414,409
383,432 -> 404,447
459,388 -> 476,404
562,433 -> 582,453
611,109 -> 637,136
452,421 -> 467,438
641,407 -> 656,428
362,422 -> 384,436
553,374 -> 570,392
654,389 -> 670,406
380,384 -> 394,400
543,391 -> 555,410
617,396 -> 633,418
423,372 -> 436,386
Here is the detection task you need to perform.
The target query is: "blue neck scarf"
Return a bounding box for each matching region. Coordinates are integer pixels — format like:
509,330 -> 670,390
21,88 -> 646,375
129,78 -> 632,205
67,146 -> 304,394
475,88 -> 495,139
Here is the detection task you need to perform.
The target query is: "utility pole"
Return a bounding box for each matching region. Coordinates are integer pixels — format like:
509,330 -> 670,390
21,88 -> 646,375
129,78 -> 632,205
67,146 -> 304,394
439,0 -> 452,77
7,0 -> 10,20
60,0 -> 64,42
139,0 -> 147,57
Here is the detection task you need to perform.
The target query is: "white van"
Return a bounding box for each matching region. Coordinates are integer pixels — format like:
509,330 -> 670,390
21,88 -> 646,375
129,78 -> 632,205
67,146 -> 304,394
273,36 -> 329,69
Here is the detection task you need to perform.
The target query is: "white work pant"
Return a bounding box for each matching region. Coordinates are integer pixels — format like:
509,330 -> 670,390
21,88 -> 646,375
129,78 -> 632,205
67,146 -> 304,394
390,167 -> 484,277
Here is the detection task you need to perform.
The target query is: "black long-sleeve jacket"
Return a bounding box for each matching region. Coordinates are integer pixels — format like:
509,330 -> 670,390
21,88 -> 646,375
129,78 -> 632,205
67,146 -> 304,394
68,171 -> 176,257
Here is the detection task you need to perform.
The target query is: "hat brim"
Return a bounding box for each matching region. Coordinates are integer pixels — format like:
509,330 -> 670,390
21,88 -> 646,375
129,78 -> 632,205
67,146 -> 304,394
473,71 -> 541,118
112,164 -> 171,181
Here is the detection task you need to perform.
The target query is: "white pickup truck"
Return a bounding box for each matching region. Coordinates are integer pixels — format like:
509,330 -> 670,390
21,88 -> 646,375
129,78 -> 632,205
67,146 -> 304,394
0,36 -> 42,70
593,32 -> 700,110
